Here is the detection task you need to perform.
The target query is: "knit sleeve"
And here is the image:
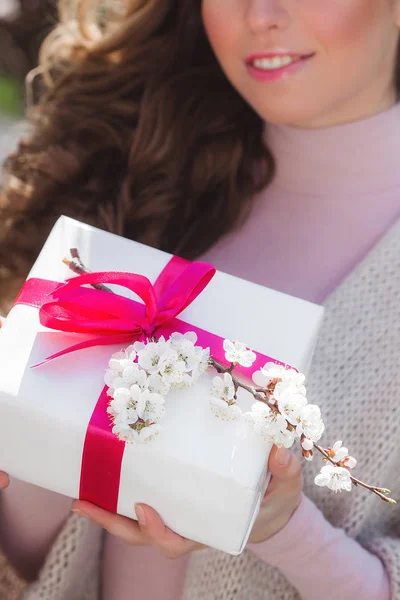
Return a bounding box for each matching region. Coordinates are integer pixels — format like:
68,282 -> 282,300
0,546 -> 27,600
362,535 -> 400,600
248,494 -> 392,600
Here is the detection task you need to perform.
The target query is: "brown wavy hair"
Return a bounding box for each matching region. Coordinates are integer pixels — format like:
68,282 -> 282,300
0,0 -> 57,84
0,0 -> 273,312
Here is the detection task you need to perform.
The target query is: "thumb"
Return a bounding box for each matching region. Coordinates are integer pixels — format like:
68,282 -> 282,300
0,472 -> 9,489
268,446 -> 303,485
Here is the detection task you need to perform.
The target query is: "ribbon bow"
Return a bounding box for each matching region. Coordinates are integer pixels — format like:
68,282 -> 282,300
36,257 -> 216,364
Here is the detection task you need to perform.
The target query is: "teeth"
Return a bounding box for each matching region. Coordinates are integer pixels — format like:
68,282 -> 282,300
252,56 -> 298,70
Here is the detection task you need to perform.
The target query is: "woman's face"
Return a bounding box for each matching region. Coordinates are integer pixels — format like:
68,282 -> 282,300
202,0 -> 400,128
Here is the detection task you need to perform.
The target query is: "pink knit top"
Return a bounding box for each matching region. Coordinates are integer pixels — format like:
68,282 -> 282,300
123,104 -> 400,600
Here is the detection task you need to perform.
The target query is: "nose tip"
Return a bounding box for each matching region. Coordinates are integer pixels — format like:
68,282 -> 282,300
247,1 -> 289,32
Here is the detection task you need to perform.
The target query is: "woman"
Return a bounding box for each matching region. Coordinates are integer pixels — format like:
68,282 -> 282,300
0,1 -> 399,599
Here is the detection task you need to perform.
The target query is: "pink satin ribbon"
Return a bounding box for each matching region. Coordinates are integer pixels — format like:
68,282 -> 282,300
14,256 -> 284,512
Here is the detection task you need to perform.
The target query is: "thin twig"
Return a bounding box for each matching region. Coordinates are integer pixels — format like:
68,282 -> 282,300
211,358 -> 275,408
63,249 -> 113,293
313,444 -> 396,504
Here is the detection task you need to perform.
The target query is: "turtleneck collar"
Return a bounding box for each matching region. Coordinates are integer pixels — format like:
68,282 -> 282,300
264,102 -> 400,195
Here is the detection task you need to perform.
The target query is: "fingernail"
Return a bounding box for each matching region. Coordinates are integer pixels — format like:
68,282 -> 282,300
135,505 -> 147,527
71,507 -> 86,517
276,447 -> 290,466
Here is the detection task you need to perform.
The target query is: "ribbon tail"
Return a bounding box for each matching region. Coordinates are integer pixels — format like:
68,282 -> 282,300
32,333 -> 137,368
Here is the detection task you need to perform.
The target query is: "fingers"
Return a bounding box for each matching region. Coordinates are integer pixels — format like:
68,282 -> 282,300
71,501 -> 205,559
71,500 -> 149,546
135,504 -> 205,559
0,472 -> 9,489
266,446 -> 303,496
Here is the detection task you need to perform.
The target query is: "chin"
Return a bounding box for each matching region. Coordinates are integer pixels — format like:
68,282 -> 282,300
250,99 -> 324,129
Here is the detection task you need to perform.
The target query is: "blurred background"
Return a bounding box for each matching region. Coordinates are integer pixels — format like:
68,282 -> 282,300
0,0 -> 57,163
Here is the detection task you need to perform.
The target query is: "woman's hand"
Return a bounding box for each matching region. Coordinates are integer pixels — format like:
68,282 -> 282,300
71,500 -> 206,559
71,445 -> 303,557
248,445 -> 303,544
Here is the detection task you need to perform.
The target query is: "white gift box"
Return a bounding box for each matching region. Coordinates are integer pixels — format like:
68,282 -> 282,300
0,216 -> 324,555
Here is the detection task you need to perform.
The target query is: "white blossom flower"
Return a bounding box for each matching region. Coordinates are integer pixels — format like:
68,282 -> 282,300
104,368 -> 120,389
192,347 -> 211,382
105,333 -> 212,443
108,345 -> 137,372
281,428 -> 297,449
146,373 -> 171,396
113,422 -> 161,444
160,350 -> 187,386
104,346 -> 141,391
209,373 -> 241,421
170,331 -> 198,346
130,424 -> 161,444
253,362 -> 306,395
296,404 -> 325,442
211,373 -> 235,402
273,379 -> 307,402
112,421 -> 137,443
169,373 -> 194,389
314,465 -> 352,492
136,339 -> 172,374
108,384 -> 165,443
326,441 -> 357,469
108,387 -> 138,421
110,363 -> 148,391
223,339 -> 256,368
246,403 -> 290,447
329,441 -> 350,463
209,396 -> 242,422
130,386 -> 165,423
133,341 -> 146,353
177,342 -> 199,371
169,333 -> 199,371
277,388 -> 308,426
343,456 -> 357,470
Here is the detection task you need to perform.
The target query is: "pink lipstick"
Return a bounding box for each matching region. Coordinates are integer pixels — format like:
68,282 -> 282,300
246,52 -> 314,83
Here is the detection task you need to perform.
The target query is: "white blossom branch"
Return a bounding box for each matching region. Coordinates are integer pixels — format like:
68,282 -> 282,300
210,357 -> 396,504
64,249 -> 397,505
312,443 -> 396,504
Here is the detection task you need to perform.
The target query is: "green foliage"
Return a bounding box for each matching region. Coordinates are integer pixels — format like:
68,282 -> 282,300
0,75 -> 23,117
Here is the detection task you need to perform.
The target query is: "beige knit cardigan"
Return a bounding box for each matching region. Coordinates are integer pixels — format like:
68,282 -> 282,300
0,218 -> 399,600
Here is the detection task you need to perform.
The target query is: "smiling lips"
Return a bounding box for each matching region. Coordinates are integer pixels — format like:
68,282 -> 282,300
246,52 -> 314,82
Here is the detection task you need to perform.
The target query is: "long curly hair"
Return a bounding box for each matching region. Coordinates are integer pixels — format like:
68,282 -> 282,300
0,0 -> 273,312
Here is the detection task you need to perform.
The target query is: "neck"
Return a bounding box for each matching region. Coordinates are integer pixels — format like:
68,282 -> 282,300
265,101 -> 400,195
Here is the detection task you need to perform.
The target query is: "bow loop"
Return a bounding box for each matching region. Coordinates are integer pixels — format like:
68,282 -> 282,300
43,271 -> 158,327
32,259 -> 216,365
40,286 -> 148,334
153,261 -> 216,326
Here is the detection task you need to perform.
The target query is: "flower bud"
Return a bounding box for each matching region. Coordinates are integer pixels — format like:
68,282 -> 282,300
343,456 -> 357,470
301,437 -> 314,451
